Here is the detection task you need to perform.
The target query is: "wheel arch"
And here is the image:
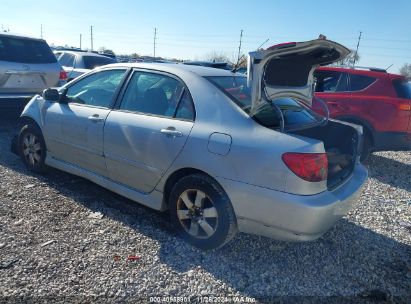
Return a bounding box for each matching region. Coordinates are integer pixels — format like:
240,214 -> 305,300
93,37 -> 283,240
19,115 -> 42,131
335,115 -> 375,146
162,167 -> 221,208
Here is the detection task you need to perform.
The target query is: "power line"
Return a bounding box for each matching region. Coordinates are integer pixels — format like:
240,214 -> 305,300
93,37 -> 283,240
359,52 -> 411,59
362,37 -> 411,43
358,45 -> 411,52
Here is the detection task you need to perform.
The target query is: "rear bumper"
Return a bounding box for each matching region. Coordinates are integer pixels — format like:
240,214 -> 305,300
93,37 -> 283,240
11,135 -> 18,155
217,164 -> 368,241
0,96 -> 33,108
374,131 -> 411,151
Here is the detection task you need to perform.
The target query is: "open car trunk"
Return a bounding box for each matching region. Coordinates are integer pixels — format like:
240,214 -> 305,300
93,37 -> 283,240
246,38 -> 356,189
290,120 -> 361,190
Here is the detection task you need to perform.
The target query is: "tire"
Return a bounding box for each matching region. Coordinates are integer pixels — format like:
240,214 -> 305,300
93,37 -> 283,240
18,123 -> 48,173
169,173 -> 238,250
360,131 -> 372,162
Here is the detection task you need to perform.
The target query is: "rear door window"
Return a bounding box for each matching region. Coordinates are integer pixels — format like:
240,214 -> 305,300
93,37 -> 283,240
58,53 -> 75,67
349,74 -> 376,91
120,71 -> 195,120
0,36 -> 56,63
314,70 -> 349,92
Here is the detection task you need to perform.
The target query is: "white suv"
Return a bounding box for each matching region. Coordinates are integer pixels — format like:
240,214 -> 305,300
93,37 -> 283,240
0,32 -> 66,108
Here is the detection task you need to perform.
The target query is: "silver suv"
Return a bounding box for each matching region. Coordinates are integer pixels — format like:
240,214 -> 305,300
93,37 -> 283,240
0,32 -> 66,108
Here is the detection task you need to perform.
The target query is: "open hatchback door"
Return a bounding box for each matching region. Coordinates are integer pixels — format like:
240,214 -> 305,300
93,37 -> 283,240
248,39 -> 350,112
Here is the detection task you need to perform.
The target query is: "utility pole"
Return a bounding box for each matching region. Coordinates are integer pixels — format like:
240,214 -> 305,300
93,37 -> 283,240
153,27 -> 157,59
237,29 -> 243,63
90,26 -> 94,51
353,31 -> 362,66
40,24 -> 43,39
80,34 -> 82,49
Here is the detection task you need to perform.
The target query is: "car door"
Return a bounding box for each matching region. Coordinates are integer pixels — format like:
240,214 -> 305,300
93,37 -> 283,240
43,68 -> 128,176
313,70 -> 351,117
104,70 -> 195,193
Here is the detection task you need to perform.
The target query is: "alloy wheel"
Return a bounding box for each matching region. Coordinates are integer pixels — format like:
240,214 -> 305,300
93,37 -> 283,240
176,189 -> 218,239
22,133 -> 42,166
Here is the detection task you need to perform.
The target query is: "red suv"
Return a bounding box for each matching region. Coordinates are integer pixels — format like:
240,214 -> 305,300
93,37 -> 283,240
312,66 -> 411,160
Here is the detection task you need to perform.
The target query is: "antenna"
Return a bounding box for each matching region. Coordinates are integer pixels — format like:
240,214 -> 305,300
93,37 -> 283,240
256,38 -> 269,50
386,64 -> 393,71
40,24 -> 43,39
80,34 -> 82,49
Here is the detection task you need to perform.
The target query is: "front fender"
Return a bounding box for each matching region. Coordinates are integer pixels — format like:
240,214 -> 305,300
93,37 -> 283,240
20,95 -> 47,131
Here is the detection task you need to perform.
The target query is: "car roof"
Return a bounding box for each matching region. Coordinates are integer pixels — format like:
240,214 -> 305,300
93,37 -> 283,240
0,32 -> 45,42
318,65 -> 405,79
55,50 -> 112,58
102,62 -> 243,77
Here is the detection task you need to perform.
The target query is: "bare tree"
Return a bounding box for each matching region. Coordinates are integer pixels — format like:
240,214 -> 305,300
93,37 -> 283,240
130,53 -> 140,59
204,50 -> 231,63
399,63 -> 411,79
98,47 -> 115,56
336,50 -> 360,67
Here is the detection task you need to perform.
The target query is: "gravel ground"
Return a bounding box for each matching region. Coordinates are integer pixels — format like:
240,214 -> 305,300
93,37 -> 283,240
0,114 -> 410,303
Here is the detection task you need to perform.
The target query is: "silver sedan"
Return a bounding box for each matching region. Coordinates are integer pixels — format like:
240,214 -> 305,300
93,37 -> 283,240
15,39 -> 367,249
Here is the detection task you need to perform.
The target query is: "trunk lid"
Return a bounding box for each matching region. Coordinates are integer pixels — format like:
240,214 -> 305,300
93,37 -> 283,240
0,62 -> 60,93
248,39 -> 350,112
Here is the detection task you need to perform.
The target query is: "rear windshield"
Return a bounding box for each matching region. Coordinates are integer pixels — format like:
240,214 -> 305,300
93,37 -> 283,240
83,56 -> 116,69
206,76 -> 322,130
393,79 -> 411,99
0,36 -> 56,64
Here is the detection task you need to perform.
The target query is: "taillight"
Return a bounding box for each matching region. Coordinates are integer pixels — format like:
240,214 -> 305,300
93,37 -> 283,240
59,71 -> 67,80
398,103 -> 411,111
282,152 -> 328,182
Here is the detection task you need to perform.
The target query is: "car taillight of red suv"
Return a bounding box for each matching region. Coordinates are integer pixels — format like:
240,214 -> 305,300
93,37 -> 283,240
312,66 -> 411,161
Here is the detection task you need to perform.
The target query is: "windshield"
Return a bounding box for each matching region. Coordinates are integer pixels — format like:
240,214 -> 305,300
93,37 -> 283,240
206,76 -> 322,130
83,55 -> 116,69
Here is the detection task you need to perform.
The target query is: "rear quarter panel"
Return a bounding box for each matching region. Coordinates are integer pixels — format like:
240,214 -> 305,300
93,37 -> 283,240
352,75 -> 409,132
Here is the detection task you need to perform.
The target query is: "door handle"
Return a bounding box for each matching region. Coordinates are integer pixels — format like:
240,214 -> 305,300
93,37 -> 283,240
88,114 -> 104,122
160,127 -> 183,137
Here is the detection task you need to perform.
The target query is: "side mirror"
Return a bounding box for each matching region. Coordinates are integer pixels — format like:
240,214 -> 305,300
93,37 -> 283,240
42,88 -> 60,102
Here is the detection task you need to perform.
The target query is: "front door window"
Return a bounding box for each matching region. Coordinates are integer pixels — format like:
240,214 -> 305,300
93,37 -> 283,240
65,69 -> 126,108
